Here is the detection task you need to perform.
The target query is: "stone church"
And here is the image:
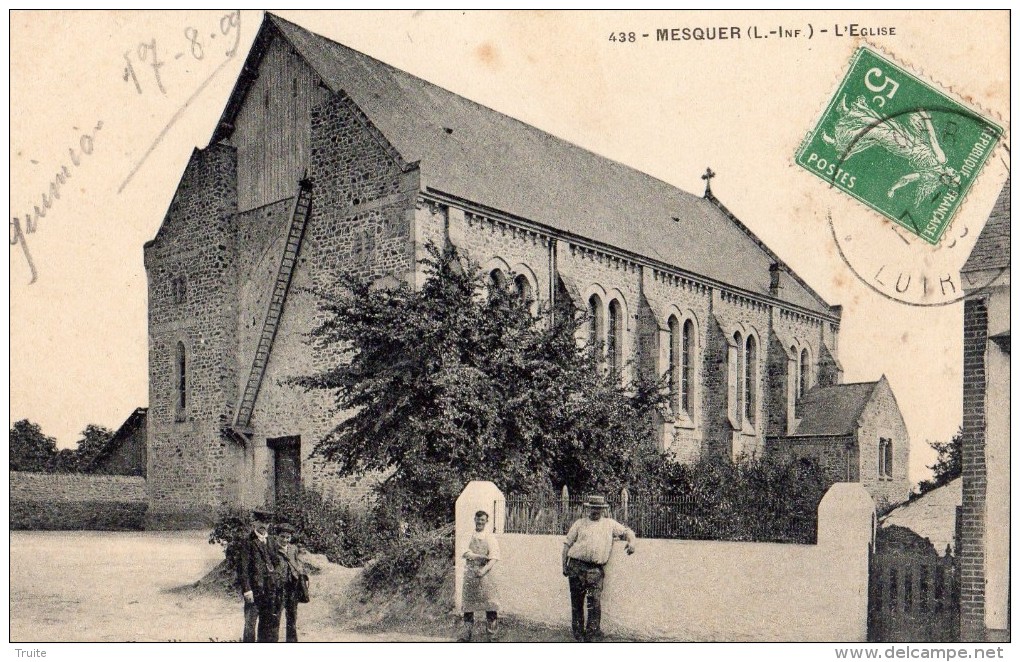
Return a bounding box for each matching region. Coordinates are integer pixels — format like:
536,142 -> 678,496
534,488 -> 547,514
144,14 -> 908,526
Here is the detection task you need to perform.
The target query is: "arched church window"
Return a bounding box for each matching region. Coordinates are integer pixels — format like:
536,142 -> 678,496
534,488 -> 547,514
175,341 -> 187,420
607,299 -> 623,376
514,274 -> 533,311
682,319 -> 694,417
879,438 -> 893,479
588,294 -> 604,348
745,334 -> 757,427
734,331 -> 744,426
800,348 -> 810,400
791,345 -> 800,418
489,269 -> 507,291
668,316 -> 680,411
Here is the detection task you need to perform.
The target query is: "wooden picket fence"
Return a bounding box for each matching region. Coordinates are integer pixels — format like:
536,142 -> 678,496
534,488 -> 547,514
868,525 -> 960,642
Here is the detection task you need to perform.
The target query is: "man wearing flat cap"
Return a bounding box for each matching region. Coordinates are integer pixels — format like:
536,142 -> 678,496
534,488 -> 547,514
237,508 -> 285,642
562,495 -> 636,642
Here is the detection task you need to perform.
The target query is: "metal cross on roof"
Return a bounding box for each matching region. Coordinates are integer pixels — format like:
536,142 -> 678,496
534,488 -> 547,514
702,167 -> 716,196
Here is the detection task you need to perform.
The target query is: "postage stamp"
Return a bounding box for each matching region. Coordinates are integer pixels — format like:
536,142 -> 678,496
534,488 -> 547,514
796,46 -> 1003,245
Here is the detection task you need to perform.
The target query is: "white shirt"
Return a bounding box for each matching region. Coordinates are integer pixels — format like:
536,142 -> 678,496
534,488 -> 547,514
564,516 -> 633,565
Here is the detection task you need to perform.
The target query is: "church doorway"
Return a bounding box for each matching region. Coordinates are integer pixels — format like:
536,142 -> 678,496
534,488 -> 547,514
267,436 -> 301,509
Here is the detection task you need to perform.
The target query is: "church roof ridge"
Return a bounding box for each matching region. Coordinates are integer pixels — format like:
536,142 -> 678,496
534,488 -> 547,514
227,13 -> 836,317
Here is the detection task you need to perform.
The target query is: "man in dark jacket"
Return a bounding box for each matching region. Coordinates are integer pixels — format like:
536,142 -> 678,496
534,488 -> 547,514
238,509 -> 285,642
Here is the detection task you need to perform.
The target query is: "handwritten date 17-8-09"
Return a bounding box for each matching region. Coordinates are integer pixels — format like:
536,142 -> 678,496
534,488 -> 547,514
123,11 -> 241,96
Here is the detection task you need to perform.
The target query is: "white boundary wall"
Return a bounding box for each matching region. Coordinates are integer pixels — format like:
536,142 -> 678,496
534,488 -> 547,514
455,482 -> 875,641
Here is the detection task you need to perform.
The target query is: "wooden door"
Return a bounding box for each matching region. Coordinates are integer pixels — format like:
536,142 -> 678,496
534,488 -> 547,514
268,436 -> 301,508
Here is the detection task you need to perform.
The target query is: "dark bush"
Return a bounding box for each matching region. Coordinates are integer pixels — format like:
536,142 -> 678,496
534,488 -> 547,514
275,490 -> 392,567
633,453 -> 829,543
208,507 -> 254,573
362,523 -> 454,601
209,489 -> 399,569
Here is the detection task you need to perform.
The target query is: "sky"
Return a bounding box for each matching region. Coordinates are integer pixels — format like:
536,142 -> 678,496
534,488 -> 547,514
9,10 -> 1010,485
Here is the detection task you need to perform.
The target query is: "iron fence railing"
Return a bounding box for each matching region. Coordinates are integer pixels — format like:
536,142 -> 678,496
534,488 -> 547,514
498,495 -> 817,543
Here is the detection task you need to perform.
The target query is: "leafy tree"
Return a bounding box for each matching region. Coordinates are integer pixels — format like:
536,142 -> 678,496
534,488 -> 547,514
295,243 -> 667,526
914,427 -> 962,496
9,419 -> 57,472
48,448 -> 79,473
10,420 -> 115,473
75,423 -> 115,472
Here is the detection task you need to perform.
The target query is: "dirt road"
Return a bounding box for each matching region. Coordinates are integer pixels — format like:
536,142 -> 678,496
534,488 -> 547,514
10,530 -> 446,642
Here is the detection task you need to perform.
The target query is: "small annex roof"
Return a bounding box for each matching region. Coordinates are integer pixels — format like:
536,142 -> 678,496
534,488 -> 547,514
791,381 -> 879,437
962,178 -> 1010,274
881,478 -> 962,555
87,407 -> 147,471
215,14 -> 837,319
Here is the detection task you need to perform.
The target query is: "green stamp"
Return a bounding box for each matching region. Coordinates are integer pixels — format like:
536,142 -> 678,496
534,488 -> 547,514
796,46 -> 1002,245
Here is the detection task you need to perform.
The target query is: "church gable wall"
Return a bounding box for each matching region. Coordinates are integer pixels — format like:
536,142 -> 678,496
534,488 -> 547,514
240,90 -> 418,508
144,144 -> 241,527
235,198 -> 295,386
227,35 -> 329,212
856,380 -> 910,510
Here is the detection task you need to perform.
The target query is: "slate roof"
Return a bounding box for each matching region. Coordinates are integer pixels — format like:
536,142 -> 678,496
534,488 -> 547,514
791,381 -> 879,437
962,178 -> 1010,274
221,14 -> 835,317
881,478 -> 962,555
87,407 -> 147,471
990,329 -> 1010,353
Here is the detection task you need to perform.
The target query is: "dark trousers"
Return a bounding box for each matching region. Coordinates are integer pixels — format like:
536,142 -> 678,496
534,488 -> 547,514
283,591 -> 299,642
242,595 -> 282,642
566,559 -> 605,641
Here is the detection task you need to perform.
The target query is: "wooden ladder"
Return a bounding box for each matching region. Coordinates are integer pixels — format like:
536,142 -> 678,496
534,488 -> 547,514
231,178 -> 313,437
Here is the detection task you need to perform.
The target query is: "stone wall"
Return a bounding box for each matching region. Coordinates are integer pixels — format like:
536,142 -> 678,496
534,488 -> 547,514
10,472 -> 147,530
770,307 -> 827,435
705,290 -> 773,460
242,90 -> 418,509
144,143 -> 241,528
639,268 -> 712,460
766,434 -> 859,493
454,209 -> 553,305
555,240 -> 644,383
857,378 -> 911,510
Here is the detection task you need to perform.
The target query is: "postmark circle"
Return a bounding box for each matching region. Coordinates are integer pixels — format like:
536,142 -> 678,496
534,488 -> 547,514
827,209 -> 1006,308
821,106 -> 1007,307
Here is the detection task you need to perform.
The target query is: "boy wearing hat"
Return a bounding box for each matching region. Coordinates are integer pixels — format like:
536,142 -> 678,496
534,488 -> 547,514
274,522 -> 305,643
561,495 -> 636,642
